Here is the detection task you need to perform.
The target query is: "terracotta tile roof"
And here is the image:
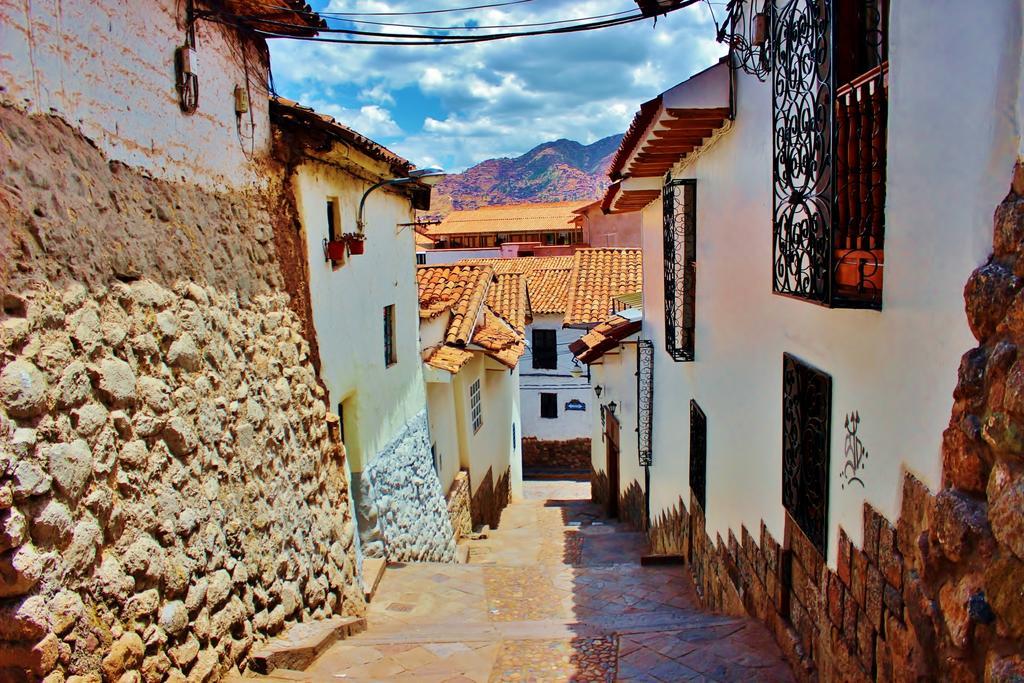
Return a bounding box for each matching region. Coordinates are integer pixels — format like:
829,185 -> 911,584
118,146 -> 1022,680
432,201 -> 591,236
472,309 -> 526,369
270,97 -> 412,177
215,1 -> 325,36
569,310 -> 643,364
487,273 -> 531,334
425,346 -> 474,374
458,257 -> 573,315
417,265 -> 494,345
564,249 -> 643,327
417,266 -> 527,371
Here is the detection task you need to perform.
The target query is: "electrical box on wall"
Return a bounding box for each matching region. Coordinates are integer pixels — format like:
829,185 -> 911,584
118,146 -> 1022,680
234,85 -> 249,115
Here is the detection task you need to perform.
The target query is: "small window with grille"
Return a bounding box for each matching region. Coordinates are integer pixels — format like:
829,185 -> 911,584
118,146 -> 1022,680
532,329 -> 558,369
470,379 -> 483,433
540,393 -> 558,419
383,305 -> 397,367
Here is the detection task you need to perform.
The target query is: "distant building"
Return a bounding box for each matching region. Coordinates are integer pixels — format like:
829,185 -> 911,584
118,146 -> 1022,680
574,199 -> 642,248
428,201 -> 591,249
460,249 -> 642,477
418,264 -> 527,532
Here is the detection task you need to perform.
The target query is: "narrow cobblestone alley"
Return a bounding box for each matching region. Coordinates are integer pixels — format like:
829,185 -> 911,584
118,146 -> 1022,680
296,480 -> 795,681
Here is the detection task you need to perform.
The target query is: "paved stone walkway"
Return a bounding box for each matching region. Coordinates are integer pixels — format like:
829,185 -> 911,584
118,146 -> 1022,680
304,480 -> 795,682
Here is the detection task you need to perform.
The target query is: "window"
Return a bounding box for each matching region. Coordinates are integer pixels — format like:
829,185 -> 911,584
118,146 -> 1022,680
326,198 -> 339,242
469,379 -> 483,433
689,400 -> 706,511
781,353 -> 833,555
663,178 -> 696,362
383,305 -> 397,366
431,443 -> 440,477
416,253 -> 427,265
532,329 -> 558,369
772,0 -> 888,309
540,393 -> 558,419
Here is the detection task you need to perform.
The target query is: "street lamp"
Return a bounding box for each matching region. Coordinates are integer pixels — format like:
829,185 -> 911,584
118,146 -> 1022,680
356,167 -> 446,233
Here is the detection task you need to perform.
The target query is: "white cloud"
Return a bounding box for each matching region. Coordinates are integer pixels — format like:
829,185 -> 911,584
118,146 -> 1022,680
268,1 -> 726,170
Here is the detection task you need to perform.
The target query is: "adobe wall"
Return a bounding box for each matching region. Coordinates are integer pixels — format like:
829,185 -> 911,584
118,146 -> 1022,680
0,0 -> 273,189
0,104 -> 362,680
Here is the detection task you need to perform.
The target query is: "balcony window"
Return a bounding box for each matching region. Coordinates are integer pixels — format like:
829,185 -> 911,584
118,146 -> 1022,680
663,178 -> 696,361
771,0 -> 888,309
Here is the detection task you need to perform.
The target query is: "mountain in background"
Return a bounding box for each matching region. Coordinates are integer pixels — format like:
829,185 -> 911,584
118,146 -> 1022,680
426,134 -> 623,218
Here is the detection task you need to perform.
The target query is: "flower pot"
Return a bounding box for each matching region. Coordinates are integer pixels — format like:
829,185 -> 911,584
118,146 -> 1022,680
326,240 -> 347,261
347,237 -> 365,255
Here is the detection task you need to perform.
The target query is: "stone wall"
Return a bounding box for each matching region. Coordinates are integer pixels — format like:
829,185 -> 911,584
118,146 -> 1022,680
521,438 -> 591,472
446,471 -> 472,541
678,167 -> 1024,682
649,496 -> 687,556
620,479 -> 646,532
355,410 -> 456,563
469,466 -> 511,530
590,467 -> 609,510
0,105 -> 363,680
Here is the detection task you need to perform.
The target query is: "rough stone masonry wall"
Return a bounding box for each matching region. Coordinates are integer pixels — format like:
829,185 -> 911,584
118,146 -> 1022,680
521,438 -> 591,472
446,471 -> 473,541
0,105 -> 363,680
655,166 -> 1024,682
357,410 -> 456,562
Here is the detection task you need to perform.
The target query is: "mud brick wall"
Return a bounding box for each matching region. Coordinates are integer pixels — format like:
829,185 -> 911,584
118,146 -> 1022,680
0,106 -> 363,681
446,470 -> 472,541
680,166 -> 1024,682
469,466 -> 511,530
521,438 -> 591,471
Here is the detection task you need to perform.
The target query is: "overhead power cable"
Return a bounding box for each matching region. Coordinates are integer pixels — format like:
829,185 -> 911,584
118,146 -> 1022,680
202,3 -> 700,46
312,0 -> 535,16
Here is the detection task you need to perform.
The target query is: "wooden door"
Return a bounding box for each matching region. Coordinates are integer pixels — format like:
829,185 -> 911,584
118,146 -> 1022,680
605,412 -> 620,518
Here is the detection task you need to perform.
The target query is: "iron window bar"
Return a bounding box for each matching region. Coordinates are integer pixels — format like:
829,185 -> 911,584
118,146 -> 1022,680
663,178 -> 696,361
770,0 -> 887,310
636,339 -> 654,467
781,353 -> 832,556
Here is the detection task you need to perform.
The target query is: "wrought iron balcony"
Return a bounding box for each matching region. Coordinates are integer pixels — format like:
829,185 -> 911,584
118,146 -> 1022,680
833,62 -> 887,308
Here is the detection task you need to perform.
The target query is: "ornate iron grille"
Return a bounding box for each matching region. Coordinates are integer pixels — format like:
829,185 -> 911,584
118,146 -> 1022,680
718,0 -> 772,81
781,353 -> 832,555
689,400 -> 707,511
636,340 -> 654,467
771,0 -> 834,306
663,178 -> 696,361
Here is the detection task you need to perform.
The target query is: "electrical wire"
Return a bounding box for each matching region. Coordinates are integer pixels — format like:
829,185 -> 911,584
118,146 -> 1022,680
239,1 -> 636,30
291,0 -> 535,16
201,11 -> 658,44
199,2 -> 700,46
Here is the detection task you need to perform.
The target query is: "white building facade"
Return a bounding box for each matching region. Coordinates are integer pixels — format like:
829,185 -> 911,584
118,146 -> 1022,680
588,1 -> 1024,679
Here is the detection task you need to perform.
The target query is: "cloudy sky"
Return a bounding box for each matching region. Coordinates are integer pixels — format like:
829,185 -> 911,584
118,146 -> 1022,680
268,1 -> 726,172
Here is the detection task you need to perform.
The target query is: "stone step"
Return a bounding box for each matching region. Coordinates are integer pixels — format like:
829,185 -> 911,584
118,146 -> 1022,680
640,553 -> 686,566
245,615 -> 366,675
362,557 -> 387,602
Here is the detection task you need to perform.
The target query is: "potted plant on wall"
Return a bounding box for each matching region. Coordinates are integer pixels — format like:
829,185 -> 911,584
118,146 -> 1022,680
323,237 -> 347,262
344,232 -> 366,255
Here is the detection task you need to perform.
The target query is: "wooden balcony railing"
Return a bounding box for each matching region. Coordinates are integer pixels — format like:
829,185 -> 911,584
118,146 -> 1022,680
834,61 -> 888,306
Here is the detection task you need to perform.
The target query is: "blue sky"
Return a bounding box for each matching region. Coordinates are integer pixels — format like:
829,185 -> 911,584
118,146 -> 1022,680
268,1 -> 725,172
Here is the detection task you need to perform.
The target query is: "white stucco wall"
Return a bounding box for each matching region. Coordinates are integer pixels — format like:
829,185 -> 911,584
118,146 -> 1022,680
437,355 -> 520,499
0,0 -> 271,188
426,380 -> 462,496
640,0 -> 1023,567
292,156 -> 427,474
422,248 -> 502,265
521,315 -> 593,440
588,343 -> 642,497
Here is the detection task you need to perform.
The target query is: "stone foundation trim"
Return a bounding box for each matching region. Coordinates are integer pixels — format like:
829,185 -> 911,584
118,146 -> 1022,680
446,470 -> 472,541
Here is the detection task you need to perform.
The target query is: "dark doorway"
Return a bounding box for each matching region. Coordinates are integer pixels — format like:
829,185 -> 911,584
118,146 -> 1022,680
604,409 -> 620,518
